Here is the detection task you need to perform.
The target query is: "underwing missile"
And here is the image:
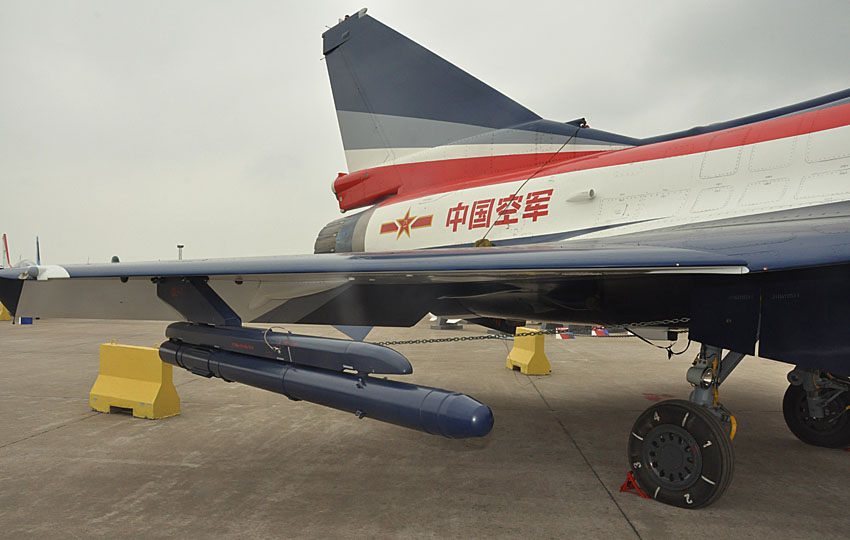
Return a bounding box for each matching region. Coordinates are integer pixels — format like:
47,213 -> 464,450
159,340 -> 493,439
165,321 -> 411,375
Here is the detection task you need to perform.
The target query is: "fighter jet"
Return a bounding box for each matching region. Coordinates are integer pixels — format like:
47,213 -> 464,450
2,9 -> 850,508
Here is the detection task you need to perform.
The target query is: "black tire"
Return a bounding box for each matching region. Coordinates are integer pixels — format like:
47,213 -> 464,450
627,399 -> 734,509
782,384 -> 850,449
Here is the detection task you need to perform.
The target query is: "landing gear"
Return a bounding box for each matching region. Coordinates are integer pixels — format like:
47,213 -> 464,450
628,344 -> 743,509
782,368 -> 850,448
628,400 -> 734,508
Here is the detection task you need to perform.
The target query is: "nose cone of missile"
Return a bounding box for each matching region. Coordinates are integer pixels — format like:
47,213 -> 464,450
437,395 -> 494,439
465,402 -> 495,438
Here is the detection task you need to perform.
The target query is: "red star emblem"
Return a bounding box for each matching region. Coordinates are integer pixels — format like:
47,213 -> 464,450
395,208 -> 416,239
379,210 -> 433,238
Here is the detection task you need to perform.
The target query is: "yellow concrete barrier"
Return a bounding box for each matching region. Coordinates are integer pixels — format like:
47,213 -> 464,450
0,302 -> 10,321
506,326 -> 551,375
90,342 -> 180,419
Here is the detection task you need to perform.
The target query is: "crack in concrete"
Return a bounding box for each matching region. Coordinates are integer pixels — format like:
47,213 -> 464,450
0,412 -> 98,450
529,377 -> 643,540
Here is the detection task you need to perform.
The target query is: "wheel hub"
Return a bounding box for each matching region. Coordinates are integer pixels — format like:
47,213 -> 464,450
642,424 -> 702,490
798,393 -> 847,432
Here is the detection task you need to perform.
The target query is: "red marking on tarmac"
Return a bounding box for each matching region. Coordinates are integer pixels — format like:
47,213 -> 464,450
555,327 -> 574,339
642,392 -> 676,402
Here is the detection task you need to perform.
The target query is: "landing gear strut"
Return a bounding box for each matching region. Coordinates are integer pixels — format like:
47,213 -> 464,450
627,344 -> 741,508
783,368 -> 850,448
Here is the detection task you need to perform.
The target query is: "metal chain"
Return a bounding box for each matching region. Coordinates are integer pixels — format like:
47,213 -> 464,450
626,317 -> 691,328
374,329 -> 557,346
372,318 -> 690,346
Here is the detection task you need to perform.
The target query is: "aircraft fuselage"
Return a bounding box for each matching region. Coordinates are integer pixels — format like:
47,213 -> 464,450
319,102 -> 850,255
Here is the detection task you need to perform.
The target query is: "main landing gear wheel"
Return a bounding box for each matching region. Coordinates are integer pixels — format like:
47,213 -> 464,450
782,384 -> 850,448
628,399 -> 734,509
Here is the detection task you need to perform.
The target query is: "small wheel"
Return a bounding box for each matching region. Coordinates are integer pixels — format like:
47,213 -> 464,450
627,399 -> 734,509
782,384 -> 850,448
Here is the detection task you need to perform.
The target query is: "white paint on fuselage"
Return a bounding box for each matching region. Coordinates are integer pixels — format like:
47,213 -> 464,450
362,123 -> 850,251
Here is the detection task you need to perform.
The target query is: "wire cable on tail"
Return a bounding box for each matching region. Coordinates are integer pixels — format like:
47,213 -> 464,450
475,120 -> 587,246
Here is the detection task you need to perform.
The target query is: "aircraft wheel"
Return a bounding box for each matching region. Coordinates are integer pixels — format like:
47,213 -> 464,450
627,399 -> 734,509
782,384 -> 850,448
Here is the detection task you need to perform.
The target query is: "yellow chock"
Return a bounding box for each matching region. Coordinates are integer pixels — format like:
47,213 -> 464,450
506,326 -> 551,375
0,302 -> 11,321
90,341 -> 180,419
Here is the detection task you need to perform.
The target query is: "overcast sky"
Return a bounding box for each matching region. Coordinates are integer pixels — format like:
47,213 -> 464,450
2,0 -> 848,264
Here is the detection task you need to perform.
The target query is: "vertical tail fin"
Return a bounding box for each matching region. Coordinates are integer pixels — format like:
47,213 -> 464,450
322,11 -> 637,212
323,10 -> 540,173
2,234 -> 10,268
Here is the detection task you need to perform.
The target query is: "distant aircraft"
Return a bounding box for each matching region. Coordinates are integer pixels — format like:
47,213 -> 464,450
1,234 -> 40,269
3,9 -> 850,508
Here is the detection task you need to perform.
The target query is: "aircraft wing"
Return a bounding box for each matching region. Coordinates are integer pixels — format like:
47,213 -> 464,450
0,210 -> 848,325
0,240 -> 749,326
4,211 -> 850,372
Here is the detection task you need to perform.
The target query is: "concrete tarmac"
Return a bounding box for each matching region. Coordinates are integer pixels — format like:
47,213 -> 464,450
1,319 -> 848,539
